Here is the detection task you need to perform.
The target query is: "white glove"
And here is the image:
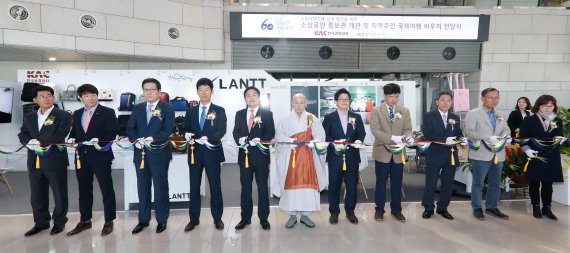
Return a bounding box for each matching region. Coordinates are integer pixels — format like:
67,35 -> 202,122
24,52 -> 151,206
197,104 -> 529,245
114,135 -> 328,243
405,136 -> 414,145
391,135 -> 404,144
239,136 -> 247,145
184,132 -> 194,142
26,139 -> 40,150
67,138 -> 76,143
460,137 -> 468,146
135,138 -> 144,149
199,136 -> 208,141
307,141 -> 316,149
525,149 -> 538,158
502,135 -> 512,144
333,139 -> 346,149
445,137 -> 457,145
248,137 -> 260,146
82,138 -> 99,146
555,136 -> 567,143
488,136 -> 501,145
352,140 -> 363,149
144,137 -> 153,144
290,138 -> 297,150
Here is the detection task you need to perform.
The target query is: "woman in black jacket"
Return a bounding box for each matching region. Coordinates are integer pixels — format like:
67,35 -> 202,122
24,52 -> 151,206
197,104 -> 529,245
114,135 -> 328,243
507,97 -> 531,138
519,95 -> 565,220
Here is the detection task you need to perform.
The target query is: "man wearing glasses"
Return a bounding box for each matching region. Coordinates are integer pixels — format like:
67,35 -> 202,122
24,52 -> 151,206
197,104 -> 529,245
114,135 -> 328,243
322,88 -> 365,225
464,88 -> 511,221
127,78 -> 175,234
18,85 -> 71,236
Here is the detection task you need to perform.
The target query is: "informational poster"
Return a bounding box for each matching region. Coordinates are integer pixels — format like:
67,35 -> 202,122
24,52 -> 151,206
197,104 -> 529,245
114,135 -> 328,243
319,86 -> 345,123
290,86 -> 319,117
0,87 -> 14,123
349,86 -> 376,125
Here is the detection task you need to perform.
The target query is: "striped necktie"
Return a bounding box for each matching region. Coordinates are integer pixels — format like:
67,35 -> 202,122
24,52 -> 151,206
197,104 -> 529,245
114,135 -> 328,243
389,107 -> 394,125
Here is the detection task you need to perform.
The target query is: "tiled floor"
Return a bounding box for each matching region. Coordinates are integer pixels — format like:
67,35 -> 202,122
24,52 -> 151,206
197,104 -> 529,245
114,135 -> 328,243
0,201 -> 569,253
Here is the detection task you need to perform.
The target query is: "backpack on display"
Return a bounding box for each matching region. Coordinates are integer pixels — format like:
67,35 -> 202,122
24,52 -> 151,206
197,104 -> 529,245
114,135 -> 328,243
21,83 -> 40,102
170,97 -> 188,111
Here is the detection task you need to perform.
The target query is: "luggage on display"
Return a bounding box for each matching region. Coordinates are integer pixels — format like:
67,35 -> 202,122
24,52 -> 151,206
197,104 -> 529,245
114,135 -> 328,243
137,94 -> 145,104
118,92 -> 136,111
160,92 -> 170,103
98,89 -> 114,101
21,83 -> 40,102
60,84 -> 78,101
170,97 -> 188,111
174,115 -> 186,136
117,115 -> 130,137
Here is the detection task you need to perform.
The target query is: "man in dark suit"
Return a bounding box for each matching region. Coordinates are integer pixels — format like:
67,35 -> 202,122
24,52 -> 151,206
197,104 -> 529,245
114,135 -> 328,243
126,78 -> 175,234
18,85 -> 71,236
322,88 -> 366,225
183,78 -> 227,232
232,87 -> 275,230
421,91 -> 467,220
66,84 -> 118,236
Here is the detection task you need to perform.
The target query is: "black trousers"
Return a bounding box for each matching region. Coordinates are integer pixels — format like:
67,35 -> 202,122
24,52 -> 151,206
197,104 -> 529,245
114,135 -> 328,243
239,162 -> 270,221
75,161 -> 116,222
28,167 -> 68,227
529,180 -> 553,207
328,162 -> 358,215
421,162 -> 456,212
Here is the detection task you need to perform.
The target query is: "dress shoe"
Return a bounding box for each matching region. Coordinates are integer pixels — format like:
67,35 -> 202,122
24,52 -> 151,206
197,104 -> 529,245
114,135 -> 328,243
131,223 -> 149,234
300,215 -> 315,228
473,208 -> 485,220
422,210 -> 434,219
101,222 -> 114,236
542,206 -> 558,221
391,211 -> 406,222
184,220 -> 199,232
346,213 -> 358,224
156,223 -> 167,233
234,220 -> 251,230
532,205 -> 542,219
374,210 -> 384,221
285,215 -> 297,228
485,208 -> 509,220
66,221 -> 92,236
50,225 -> 65,235
260,220 -> 271,230
24,224 -> 50,237
436,210 -> 454,220
214,219 -> 224,230
329,214 -> 339,224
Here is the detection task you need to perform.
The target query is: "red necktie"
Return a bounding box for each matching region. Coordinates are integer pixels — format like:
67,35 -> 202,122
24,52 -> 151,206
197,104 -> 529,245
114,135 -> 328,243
247,109 -> 254,132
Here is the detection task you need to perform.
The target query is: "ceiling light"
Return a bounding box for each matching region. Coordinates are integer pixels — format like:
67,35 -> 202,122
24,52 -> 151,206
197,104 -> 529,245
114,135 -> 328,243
48,57 -> 56,61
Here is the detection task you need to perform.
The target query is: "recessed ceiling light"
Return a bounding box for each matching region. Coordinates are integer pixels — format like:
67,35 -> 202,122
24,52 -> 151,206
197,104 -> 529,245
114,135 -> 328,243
48,57 -> 57,61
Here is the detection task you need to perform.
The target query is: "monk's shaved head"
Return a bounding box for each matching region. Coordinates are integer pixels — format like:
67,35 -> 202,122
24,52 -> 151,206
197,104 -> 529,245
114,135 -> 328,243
292,93 -> 308,115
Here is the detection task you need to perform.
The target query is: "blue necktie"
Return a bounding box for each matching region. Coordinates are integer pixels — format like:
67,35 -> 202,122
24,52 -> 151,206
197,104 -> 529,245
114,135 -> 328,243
199,106 -> 207,130
146,103 -> 153,125
389,107 -> 394,125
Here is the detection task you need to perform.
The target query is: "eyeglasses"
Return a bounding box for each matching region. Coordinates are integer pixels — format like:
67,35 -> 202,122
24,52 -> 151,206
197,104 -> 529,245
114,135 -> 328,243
484,96 -> 500,100
337,99 -> 350,102
540,105 -> 555,108
36,95 -> 54,100
143,88 -> 158,93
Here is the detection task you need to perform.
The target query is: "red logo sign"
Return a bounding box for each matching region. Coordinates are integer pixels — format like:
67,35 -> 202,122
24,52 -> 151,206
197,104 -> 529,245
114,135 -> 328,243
26,70 -> 50,79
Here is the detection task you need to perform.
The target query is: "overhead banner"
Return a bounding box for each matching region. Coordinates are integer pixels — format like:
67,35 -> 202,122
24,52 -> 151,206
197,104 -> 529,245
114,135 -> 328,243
231,12 -> 490,41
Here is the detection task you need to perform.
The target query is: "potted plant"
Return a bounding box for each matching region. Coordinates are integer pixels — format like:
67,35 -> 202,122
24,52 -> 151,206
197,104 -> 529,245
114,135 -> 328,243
553,107 -> 570,205
503,144 -> 528,186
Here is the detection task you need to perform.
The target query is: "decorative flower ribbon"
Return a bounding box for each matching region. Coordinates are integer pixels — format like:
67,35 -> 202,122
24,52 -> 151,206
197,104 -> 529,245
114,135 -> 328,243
33,145 -> 66,169
0,145 -> 25,154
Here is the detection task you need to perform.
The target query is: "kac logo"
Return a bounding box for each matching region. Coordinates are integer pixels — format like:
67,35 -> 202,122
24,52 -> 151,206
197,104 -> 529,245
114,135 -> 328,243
261,19 -> 273,31
27,70 -> 50,79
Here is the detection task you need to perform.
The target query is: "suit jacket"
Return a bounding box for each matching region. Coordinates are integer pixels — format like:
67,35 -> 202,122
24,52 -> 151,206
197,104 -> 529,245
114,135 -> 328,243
421,109 -> 463,165
322,111 -> 366,164
18,107 -> 71,171
519,115 -> 563,182
184,103 -> 227,163
232,107 -> 275,166
370,103 -> 413,163
507,110 -> 530,137
464,106 -> 511,161
126,101 -> 175,163
69,105 -> 118,164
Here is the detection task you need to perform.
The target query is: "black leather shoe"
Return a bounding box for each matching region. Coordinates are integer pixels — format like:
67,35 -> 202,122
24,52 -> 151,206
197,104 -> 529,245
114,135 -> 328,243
50,225 -> 65,235
156,223 -> 167,233
542,206 -> 558,221
374,210 -> 384,221
66,221 -> 92,236
436,210 -> 454,220
214,219 -> 224,230
184,220 -> 199,232
391,211 -> 406,222
532,205 -> 542,219
346,213 -> 358,224
131,223 -> 149,234
485,208 -> 509,220
329,214 -> 339,224
101,222 -> 114,236
234,220 -> 251,230
24,224 -> 50,237
473,208 -> 485,220
260,220 -> 271,230
422,210 -> 434,219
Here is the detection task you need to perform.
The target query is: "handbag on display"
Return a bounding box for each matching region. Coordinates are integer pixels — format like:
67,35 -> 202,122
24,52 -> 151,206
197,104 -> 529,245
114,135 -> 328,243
170,97 -> 188,111
452,73 -> 470,112
118,92 -> 136,111
21,83 -> 40,102
60,84 -> 78,101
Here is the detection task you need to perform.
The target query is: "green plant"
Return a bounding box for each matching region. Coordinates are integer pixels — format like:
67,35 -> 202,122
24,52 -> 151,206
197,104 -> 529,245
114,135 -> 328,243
556,107 -> 570,156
